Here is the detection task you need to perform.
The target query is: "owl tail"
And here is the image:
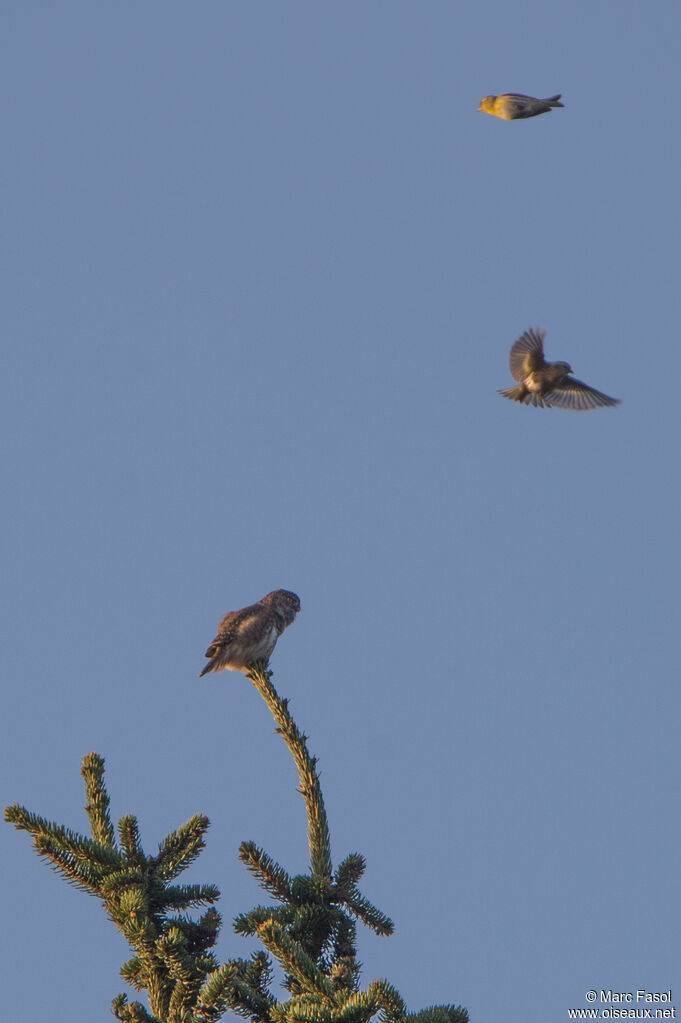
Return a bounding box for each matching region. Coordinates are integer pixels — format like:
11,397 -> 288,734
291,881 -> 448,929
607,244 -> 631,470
545,94 -> 564,108
199,643 -> 220,677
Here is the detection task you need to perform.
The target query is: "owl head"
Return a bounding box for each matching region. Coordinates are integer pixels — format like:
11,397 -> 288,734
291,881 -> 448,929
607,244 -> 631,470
262,589 -> 301,625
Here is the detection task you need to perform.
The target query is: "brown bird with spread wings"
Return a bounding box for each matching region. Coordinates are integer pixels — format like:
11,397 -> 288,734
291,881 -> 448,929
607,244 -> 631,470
499,327 -> 620,410
199,589 -> 301,676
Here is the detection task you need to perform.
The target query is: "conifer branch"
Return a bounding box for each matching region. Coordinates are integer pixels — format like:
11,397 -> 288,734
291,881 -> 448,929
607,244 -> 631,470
271,992 -> 334,1023
117,885 -> 150,921
5,803 -> 122,869
153,814 -> 210,881
4,803 -> 60,837
228,976 -> 276,1022
242,949 -> 276,1010
157,927 -> 198,1017
6,667 -> 466,1022
289,902 -> 334,943
239,840 -> 295,901
257,920 -> 337,1001
339,887 -> 394,936
156,927 -> 194,980
194,964 -> 236,1022
112,993 -> 161,1022
159,883 -> 221,910
328,914 -> 360,991
82,751 -> 117,848
113,903 -> 158,950
100,867 -> 146,897
118,814 -> 144,862
406,1007 -> 469,1023
246,665 -> 333,879
334,854 -> 366,889
32,834 -> 109,894
164,909 -> 221,954
120,955 -> 146,991
335,980 -> 407,1023
194,957 -> 275,1023
234,903 -> 294,935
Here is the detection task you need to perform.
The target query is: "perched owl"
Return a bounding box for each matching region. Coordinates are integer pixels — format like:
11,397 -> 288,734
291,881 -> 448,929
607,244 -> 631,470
478,93 -> 564,120
200,589 -> 301,676
499,327 -> 620,410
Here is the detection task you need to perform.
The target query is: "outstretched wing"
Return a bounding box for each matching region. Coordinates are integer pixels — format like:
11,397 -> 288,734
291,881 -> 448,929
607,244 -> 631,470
546,377 -> 620,411
509,327 -> 547,381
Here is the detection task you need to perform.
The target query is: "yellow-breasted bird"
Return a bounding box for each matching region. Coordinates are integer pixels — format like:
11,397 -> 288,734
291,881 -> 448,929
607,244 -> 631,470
478,93 -> 564,120
499,327 -> 620,410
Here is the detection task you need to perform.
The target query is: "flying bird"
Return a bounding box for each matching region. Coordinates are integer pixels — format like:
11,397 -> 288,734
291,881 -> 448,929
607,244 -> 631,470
478,93 -> 564,120
498,327 -> 620,410
200,589 -> 301,676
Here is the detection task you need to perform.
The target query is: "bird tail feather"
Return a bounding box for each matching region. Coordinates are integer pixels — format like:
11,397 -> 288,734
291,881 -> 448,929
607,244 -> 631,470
199,643 -> 220,677
499,386 -> 524,402
499,386 -> 547,407
546,94 -> 564,107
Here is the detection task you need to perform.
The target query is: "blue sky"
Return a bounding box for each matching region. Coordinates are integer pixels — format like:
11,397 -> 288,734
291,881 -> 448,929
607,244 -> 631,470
3,4 -> 680,1021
